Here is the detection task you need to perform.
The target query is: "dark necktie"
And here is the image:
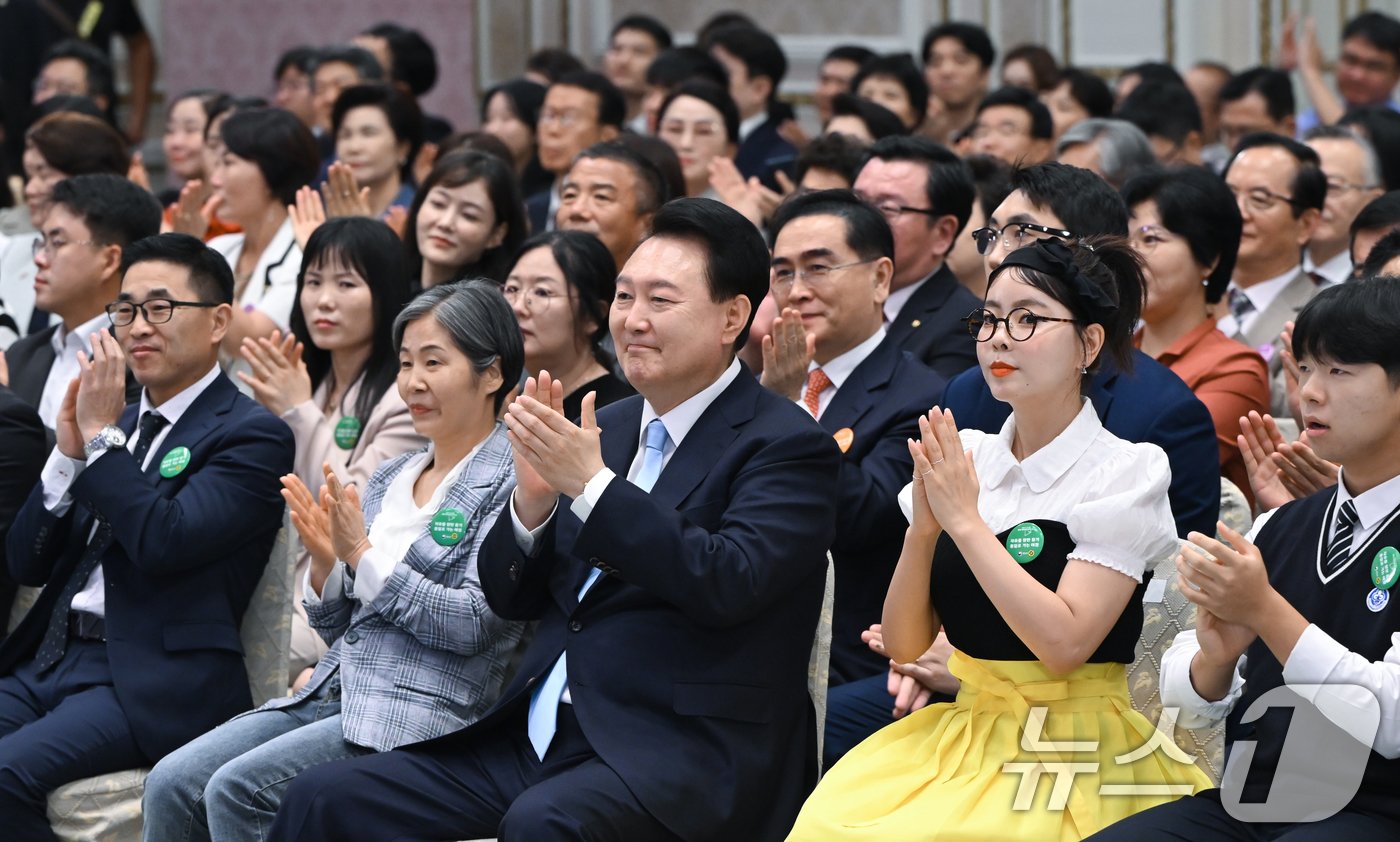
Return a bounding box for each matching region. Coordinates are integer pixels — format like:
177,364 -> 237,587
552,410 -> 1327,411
1323,498 -> 1359,578
32,412 -> 167,670
1227,288 -> 1255,323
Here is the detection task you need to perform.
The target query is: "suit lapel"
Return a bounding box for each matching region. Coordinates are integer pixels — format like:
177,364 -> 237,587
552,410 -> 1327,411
410,426 -> 513,568
144,376 -> 235,479
820,338 -> 895,432
1244,271 -> 1312,348
648,374 -> 755,511
10,329 -> 58,406
886,266 -> 960,344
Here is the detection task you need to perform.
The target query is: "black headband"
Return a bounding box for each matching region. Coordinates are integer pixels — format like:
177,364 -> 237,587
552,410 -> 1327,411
987,238 -> 1118,326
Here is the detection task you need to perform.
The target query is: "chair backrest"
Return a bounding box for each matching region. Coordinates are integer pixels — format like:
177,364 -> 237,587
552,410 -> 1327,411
1219,477 -> 1254,536
807,553 -> 835,776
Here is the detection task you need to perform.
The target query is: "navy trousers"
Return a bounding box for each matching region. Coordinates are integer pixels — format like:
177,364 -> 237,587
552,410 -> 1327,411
1084,788 -> 1400,841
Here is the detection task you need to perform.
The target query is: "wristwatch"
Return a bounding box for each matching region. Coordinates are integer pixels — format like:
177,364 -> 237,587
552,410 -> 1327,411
84,425 -> 128,459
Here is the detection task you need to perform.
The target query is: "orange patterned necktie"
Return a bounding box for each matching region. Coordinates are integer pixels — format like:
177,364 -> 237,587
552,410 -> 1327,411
804,368 -> 833,418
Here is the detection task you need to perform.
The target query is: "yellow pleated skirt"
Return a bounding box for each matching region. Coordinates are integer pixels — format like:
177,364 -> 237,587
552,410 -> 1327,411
787,652 -> 1212,841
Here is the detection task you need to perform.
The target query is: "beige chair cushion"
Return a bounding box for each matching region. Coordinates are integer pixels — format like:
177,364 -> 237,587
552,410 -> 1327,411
42,513 -> 295,842
807,554 -> 835,775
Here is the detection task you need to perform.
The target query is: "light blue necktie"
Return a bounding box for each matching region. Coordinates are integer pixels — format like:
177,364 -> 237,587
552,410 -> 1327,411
526,418 -> 670,759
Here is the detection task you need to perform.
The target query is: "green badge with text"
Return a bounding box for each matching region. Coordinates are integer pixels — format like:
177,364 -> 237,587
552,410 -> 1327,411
333,416 -> 362,450
430,508 -> 466,546
159,446 -> 191,478
1372,547 -> 1400,590
1006,522 -> 1045,564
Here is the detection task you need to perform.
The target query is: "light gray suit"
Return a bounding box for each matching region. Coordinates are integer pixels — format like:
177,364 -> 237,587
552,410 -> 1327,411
1228,269 -> 1324,418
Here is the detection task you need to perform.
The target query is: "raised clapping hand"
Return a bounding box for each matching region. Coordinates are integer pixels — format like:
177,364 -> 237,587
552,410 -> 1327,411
1238,410 -> 1337,511
1177,523 -> 1269,655
280,472 -> 336,585
321,162 -> 373,218
322,462 -> 371,566
237,329 -> 312,416
56,330 -> 129,459
288,185 -> 328,251
759,307 -> 815,401
907,407 -> 980,539
502,370 -> 605,523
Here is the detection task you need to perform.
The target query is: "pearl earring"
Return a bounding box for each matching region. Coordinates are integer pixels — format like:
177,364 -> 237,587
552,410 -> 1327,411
1079,365 -> 1088,375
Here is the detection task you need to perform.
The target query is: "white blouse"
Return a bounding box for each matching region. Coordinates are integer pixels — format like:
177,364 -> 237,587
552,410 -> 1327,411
898,398 -> 1180,581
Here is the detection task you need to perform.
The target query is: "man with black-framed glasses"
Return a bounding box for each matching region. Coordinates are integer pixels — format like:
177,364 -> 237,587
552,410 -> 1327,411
4,175 -> 155,442
0,232 -> 294,836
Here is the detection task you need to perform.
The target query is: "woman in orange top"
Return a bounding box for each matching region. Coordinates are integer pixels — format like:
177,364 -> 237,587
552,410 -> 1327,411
1125,166 -> 1269,506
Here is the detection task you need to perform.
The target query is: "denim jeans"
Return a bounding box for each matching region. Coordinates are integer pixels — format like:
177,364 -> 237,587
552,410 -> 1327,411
142,675 -> 367,842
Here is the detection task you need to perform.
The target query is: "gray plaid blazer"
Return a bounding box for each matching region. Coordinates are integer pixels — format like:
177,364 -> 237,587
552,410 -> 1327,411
263,423 -> 524,751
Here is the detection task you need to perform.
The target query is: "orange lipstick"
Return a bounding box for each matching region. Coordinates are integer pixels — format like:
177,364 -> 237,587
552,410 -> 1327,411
990,361 -> 1017,378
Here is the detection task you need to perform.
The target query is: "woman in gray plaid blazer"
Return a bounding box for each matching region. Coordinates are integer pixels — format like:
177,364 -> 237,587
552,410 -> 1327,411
142,280 -> 527,842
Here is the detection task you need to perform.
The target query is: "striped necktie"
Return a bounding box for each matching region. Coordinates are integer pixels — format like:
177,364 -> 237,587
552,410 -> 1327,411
1324,498 -> 1359,578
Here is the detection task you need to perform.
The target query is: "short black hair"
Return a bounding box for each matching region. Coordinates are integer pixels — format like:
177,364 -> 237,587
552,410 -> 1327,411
405,149 -> 526,284
645,46 -> 729,91
1359,228 -> 1400,278
330,84 -> 425,182
1057,67 -> 1114,118
1007,161 -> 1129,236
512,230 -> 618,366
1350,190 -> 1400,259
364,22 -> 439,96
49,174 -> 162,250
696,12 -> 757,48
309,45 -> 384,84
1339,106 -> 1400,191
794,133 -> 866,186
828,93 -> 906,141
480,79 -> 546,130
41,39 -> 114,104
553,71 -> 627,129
921,22 -> 996,68
1293,275 -> 1400,386
852,53 -> 930,127
964,153 -> 1014,220
526,48 -> 586,84
120,233 -> 235,305
31,94 -> 106,123
1344,11 -> 1400,65
863,135 -> 976,245
658,80 -> 741,145
1121,165 -> 1242,303
612,14 -> 672,51
645,198 -> 770,352
575,140 -> 668,214
1224,132 -> 1327,216
1120,61 -> 1185,89
707,25 -> 788,104
824,45 -> 876,68
769,188 -> 895,263
274,46 -> 318,80
220,108 -> 321,205
1116,82 -> 1203,146
1218,67 -> 1296,122
976,86 -> 1054,139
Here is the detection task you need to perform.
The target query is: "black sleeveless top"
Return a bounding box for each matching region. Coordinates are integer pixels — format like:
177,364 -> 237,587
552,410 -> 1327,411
930,519 -> 1149,663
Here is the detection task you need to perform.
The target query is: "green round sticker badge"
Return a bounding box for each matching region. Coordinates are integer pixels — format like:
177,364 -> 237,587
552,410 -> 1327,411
1372,546 -> 1400,590
1005,522 -> 1045,564
159,446 -> 191,478
430,508 -> 467,546
333,416 -> 362,450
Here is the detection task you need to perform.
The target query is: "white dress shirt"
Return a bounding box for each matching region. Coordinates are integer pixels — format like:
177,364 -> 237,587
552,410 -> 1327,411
1160,466 -> 1400,758
799,328 -> 885,419
1216,265 -> 1302,338
306,439 -> 483,606
896,398 -> 1180,582
37,312 -> 109,429
883,273 -> 932,326
40,364 -> 222,617
1304,248 -> 1353,287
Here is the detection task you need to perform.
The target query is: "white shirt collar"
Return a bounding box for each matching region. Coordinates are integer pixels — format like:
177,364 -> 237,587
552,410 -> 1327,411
1335,466 -> 1400,532
809,327 -> 885,391
139,364 -> 221,427
639,358 -> 741,452
1303,248 -> 1352,286
883,272 -> 934,324
738,111 -> 768,144
50,312 -> 109,357
983,398 -> 1103,493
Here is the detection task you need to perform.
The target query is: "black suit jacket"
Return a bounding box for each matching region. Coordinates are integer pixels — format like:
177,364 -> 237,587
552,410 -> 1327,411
5,324 -> 143,445
735,114 -> 797,188
525,187 -> 552,236
819,338 -> 946,684
0,386 -> 45,633
941,349 -> 1220,539
476,368 -> 840,841
1,373 -> 294,761
885,264 -> 982,380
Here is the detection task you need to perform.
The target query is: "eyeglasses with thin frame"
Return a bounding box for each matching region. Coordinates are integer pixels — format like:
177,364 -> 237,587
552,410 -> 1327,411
970,222 -> 1076,256
870,201 -> 938,220
965,307 -> 1078,342
1228,185 -> 1301,214
32,236 -> 99,260
1325,177 -> 1379,195
105,298 -> 219,327
1129,224 -> 1175,254
771,258 -> 877,293
502,282 -> 562,314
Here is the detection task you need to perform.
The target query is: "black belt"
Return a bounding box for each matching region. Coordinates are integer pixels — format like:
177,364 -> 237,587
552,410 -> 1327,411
68,612 -> 106,641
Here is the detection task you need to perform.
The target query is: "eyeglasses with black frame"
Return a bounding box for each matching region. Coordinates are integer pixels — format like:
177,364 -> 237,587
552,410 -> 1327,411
105,298 -> 219,326
965,307 -> 1079,342
970,222 -> 1077,256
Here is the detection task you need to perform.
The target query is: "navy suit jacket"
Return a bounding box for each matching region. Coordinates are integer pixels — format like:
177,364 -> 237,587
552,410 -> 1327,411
1,373 -> 294,761
819,337 -> 945,683
525,188 -> 551,236
0,386 -> 45,633
475,368 -> 840,841
885,264 -> 982,380
735,114 -> 797,188
940,349 -> 1220,539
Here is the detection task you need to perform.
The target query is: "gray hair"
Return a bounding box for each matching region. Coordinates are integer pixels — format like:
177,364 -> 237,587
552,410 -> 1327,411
392,279 -> 524,413
1055,118 -> 1156,189
1302,124 -> 1383,191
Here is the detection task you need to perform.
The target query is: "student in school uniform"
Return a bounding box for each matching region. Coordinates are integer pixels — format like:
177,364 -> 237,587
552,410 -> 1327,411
1087,276 -> 1400,840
